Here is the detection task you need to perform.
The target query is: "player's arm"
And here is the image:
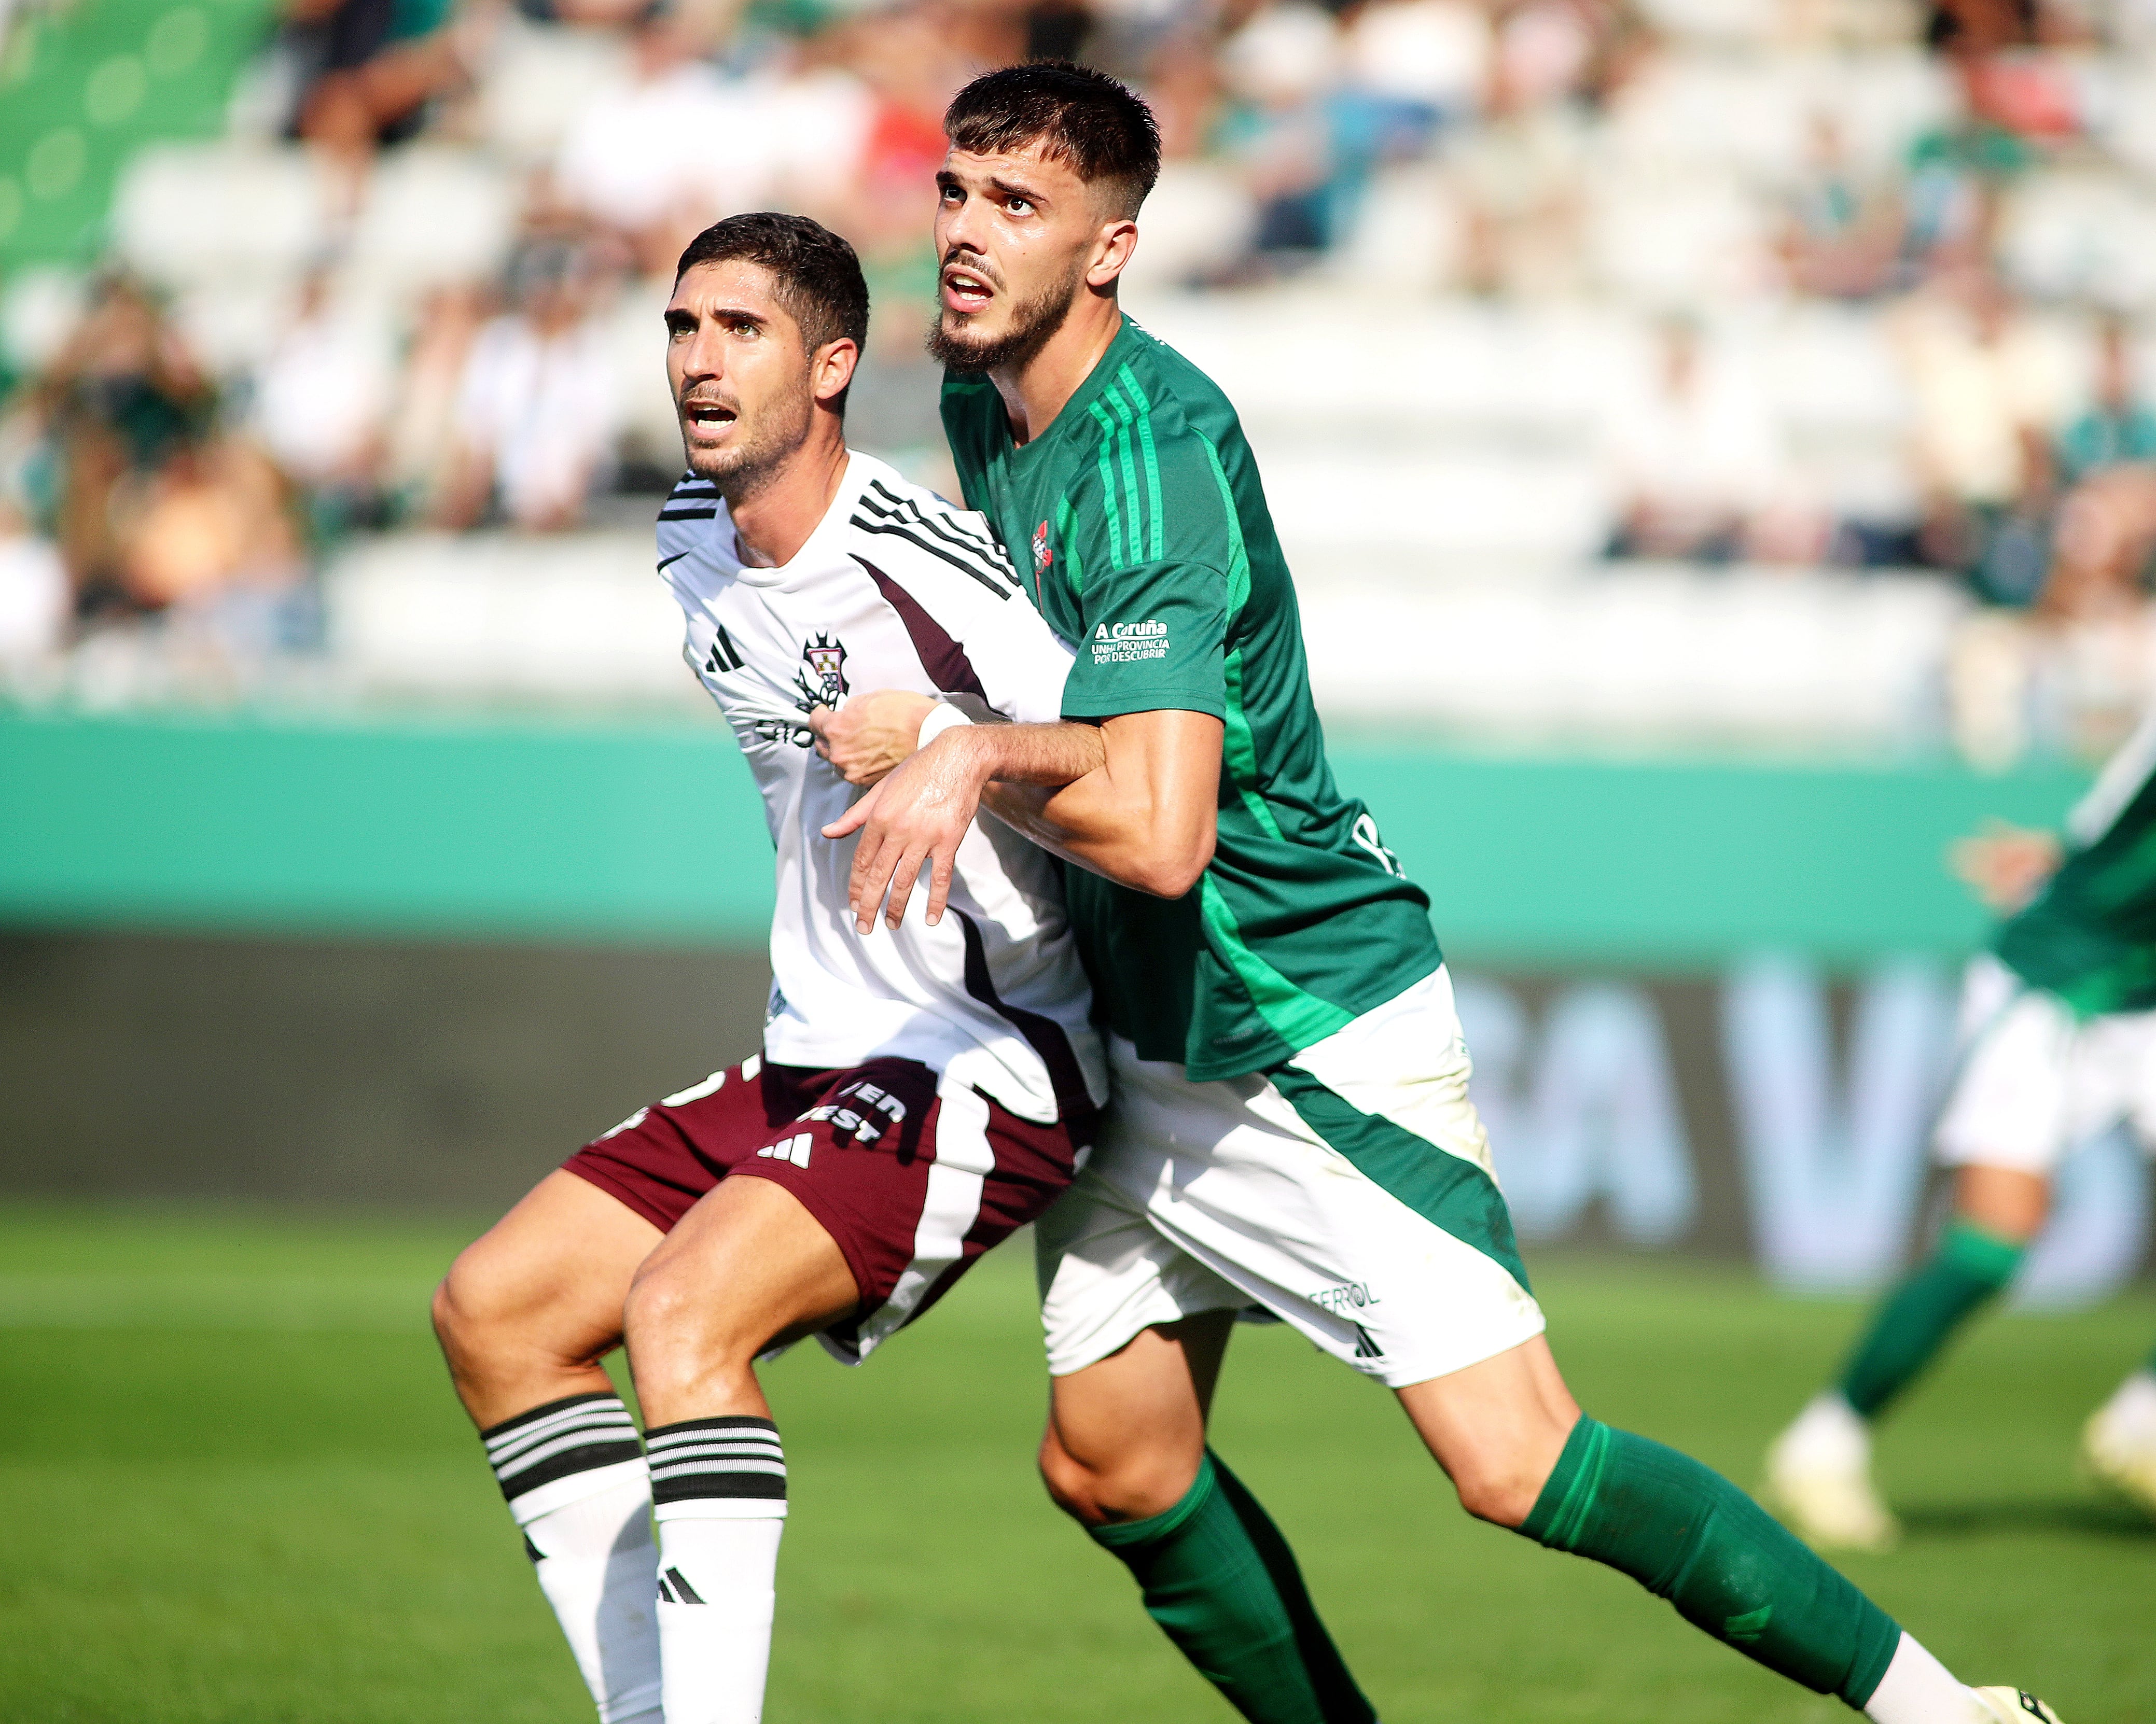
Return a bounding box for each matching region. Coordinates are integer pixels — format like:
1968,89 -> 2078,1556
821,710 -> 1221,932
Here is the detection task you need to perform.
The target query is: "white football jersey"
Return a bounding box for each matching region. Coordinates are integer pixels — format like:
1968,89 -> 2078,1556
658,450 -> 1106,1124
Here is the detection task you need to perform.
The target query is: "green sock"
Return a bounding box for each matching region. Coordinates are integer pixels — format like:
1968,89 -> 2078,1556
1837,1220 -> 2025,1419
1521,1417 -> 1901,1709
1088,1451 -> 1375,1724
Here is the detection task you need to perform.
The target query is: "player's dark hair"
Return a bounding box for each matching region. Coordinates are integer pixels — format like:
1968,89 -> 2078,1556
673,213 -> 871,360
943,60 -> 1161,218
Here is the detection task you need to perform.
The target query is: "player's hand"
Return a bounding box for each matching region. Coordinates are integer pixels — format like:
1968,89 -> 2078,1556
821,731 -> 989,932
808,690 -> 938,787
1950,821 -> 2063,913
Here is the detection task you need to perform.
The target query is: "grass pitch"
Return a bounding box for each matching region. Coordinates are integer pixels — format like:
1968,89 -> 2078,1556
0,1204 -> 2148,1724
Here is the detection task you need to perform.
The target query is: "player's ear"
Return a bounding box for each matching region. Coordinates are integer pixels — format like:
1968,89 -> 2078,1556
811,338 -> 860,408
1087,216 -> 1138,292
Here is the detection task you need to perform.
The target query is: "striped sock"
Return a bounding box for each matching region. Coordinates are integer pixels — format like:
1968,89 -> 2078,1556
646,1418 -> 789,1724
481,1393 -> 659,1723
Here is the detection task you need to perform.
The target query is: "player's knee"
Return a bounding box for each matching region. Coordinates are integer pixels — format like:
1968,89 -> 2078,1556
1037,1425 -> 1199,1526
622,1259 -> 755,1389
431,1252 -> 506,1368
1037,1428 -> 1105,1523
1449,1460 -> 1542,1529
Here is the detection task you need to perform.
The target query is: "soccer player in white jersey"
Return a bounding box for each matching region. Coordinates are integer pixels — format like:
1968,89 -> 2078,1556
429,213 -> 1106,1724
819,61 -> 2063,1724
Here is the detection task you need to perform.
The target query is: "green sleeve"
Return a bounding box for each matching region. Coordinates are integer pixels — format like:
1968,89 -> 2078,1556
1060,558 -> 1227,721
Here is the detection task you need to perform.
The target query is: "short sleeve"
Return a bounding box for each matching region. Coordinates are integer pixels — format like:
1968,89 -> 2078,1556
1059,558 -> 1227,722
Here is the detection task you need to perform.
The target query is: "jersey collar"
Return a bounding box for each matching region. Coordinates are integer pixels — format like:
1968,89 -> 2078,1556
718,451 -> 861,588
1003,314 -> 1143,466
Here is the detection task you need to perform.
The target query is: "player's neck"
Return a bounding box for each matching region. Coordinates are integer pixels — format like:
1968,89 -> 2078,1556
992,291 -> 1123,447
725,424 -> 850,569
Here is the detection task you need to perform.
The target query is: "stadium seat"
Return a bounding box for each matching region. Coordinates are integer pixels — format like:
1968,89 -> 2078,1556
1998,169 -> 2156,308
472,13 -> 634,166
345,147 -> 517,301
111,143 -> 335,289
325,530 -> 694,703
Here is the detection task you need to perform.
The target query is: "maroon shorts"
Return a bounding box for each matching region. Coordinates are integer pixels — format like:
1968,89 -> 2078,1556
564,1053 -> 1089,1362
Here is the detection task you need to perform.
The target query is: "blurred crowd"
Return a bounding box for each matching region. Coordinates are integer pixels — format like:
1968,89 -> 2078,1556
5,0 -> 2156,754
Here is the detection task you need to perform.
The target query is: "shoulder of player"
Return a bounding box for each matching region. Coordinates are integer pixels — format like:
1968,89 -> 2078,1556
1078,338 -> 1244,493
1058,348 -> 1249,570
654,471 -> 725,585
1117,323 -> 1244,439
658,469 -> 722,523
840,457 -> 1023,605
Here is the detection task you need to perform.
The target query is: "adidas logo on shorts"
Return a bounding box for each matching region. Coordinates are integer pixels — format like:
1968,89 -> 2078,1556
757,1133 -> 812,1169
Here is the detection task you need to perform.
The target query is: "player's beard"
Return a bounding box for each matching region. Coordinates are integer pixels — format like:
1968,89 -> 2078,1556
926,256 -> 1084,375
680,373 -> 813,502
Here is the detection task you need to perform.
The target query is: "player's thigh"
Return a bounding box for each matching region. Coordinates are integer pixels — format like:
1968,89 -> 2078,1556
1037,1151 -> 1251,1377
626,1171 -> 860,1368
1048,1308 -> 1237,1458
1394,1333 -> 1579,1526
1097,972 -> 1547,1392
1935,974 -> 2079,1175
1952,1162 -> 2052,1241
1043,1309 -> 1237,1521
435,1168 -> 662,1373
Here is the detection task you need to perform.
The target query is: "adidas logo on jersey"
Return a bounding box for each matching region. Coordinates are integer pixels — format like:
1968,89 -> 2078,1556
704,625 -> 745,676
757,1134 -> 812,1168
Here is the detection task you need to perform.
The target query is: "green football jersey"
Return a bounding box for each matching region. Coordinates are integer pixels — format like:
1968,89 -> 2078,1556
940,314 -> 1440,1082
1995,716 -> 2156,1016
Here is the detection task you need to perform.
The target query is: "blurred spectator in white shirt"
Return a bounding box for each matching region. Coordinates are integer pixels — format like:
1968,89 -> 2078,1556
251,267 -> 396,524
2045,318 -> 2156,617
383,281 -> 488,518
1491,0 -> 1647,114
554,12 -> 774,275
1777,114 -> 1901,301
1342,0 -> 1489,137
437,239 -> 621,531
1603,316 -> 1796,563
1218,1 -> 1345,260
1896,278 -> 2066,577
0,500 -> 68,669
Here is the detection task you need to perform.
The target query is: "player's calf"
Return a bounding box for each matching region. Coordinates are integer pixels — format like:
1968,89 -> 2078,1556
434,1169 -> 671,1724
621,1173 -> 859,1724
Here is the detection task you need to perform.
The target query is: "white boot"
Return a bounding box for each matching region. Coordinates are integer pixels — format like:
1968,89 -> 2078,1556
2080,1368 -> 2156,1520
1763,1391 -> 1899,1552
1972,1687 -> 2064,1722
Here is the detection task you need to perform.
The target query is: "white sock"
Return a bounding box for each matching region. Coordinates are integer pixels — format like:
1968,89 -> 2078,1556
655,1513 -> 786,1724
1777,1390 -> 1873,1471
646,1417 -> 790,1724
484,1394 -> 662,1724
1864,1632 -> 1987,1724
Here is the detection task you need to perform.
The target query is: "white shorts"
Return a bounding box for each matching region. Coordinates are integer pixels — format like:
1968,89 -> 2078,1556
1934,954 -> 2156,1175
1036,966 -> 1546,1390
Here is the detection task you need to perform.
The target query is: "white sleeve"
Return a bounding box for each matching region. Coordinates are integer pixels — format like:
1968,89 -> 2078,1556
849,501 -> 1075,725
954,586 -> 1076,725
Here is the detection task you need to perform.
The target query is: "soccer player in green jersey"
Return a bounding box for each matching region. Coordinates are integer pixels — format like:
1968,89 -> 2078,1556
1768,714 -> 2156,1550
817,60 -> 2059,1724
